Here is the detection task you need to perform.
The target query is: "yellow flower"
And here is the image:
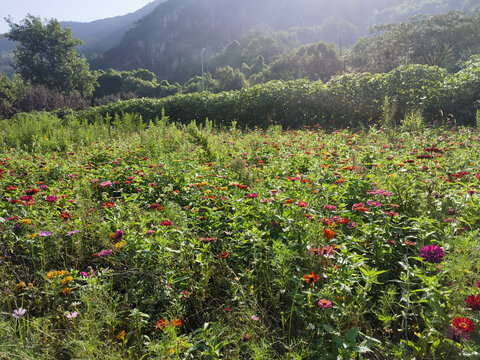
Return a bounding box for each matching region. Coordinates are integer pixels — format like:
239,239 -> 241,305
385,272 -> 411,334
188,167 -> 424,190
115,241 -> 127,250
47,271 -> 57,279
57,270 -> 69,277
14,282 -> 26,292
20,219 -> 32,225
61,276 -> 73,285
109,232 -> 116,240
116,330 -> 126,341
28,233 -> 38,239
169,348 -> 175,355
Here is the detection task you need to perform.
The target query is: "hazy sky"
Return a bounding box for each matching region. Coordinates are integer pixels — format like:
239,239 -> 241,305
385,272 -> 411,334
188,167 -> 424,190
0,0 -> 155,33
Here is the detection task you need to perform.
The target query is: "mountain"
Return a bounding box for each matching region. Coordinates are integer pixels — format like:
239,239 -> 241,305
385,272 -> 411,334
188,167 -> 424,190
0,0 -> 166,57
98,0 -> 480,82
62,0 -> 166,56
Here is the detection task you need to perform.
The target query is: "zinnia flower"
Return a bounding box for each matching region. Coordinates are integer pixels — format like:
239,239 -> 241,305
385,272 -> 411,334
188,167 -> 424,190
323,228 -> 336,240
318,299 -> 332,308
419,245 -> 444,264
453,317 -> 475,333
303,272 -> 320,284
465,295 -> 480,311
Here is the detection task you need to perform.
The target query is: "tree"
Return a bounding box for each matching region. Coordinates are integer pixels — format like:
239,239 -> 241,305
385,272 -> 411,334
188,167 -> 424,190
349,12 -> 480,73
215,66 -> 248,91
6,15 -> 96,96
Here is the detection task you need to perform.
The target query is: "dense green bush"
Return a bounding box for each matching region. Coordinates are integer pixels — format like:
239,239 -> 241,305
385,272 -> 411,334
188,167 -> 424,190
52,61 -> 480,129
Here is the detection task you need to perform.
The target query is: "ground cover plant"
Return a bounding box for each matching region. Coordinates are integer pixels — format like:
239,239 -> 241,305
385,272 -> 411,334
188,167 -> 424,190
2,112 -> 480,359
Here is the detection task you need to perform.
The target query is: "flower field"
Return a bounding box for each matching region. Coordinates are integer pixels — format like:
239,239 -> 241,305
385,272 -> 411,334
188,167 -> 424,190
2,113 -> 480,359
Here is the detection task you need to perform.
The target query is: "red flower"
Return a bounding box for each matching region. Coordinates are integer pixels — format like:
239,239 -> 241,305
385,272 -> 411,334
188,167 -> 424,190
170,319 -> 182,327
161,220 -> 173,227
303,272 -> 320,284
465,295 -> 480,311
352,203 -> 369,213
155,319 -> 166,330
453,317 -> 475,333
217,252 -> 230,258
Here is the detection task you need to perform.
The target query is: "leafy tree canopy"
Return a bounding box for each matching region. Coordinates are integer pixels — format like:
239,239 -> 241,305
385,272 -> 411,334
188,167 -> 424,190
349,11 -> 480,73
6,15 -> 96,96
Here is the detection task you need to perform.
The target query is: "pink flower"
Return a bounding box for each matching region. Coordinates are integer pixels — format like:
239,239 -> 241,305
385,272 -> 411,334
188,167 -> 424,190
318,299 -> 332,308
100,181 -> 112,187
297,201 -> 308,208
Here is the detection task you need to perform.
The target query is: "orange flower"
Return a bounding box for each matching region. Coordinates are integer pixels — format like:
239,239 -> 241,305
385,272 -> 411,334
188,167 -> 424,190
303,272 -> 320,284
116,330 -> 126,341
62,287 -> 72,295
323,228 -> 336,240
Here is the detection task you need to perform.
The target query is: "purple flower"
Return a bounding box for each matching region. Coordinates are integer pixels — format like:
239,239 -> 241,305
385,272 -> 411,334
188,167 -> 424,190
38,231 -> 52,237
251,315 -> 260,321
66,230 -> 79,236
95,249 -> 113,257
446,326 -> 470,343
347,222 -> 358,229
66,311 -> 78,319
114,230 -> 124,240
419,244 -> 444,264
12,308 -> 26,319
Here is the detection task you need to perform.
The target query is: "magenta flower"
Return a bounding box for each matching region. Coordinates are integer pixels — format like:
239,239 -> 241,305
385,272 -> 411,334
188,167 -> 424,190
247,193 -> 258,198
94,249 -> 113,257
323,204 -> 337,211
161,220 -> 173,227
114,230 -> 124,240
45,195 -> 58,202
419,245 -> 444,264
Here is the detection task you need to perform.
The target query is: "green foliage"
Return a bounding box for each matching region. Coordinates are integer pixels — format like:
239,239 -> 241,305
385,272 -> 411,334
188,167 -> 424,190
6,15 -> 96,96
349,11 -> 480,73
252,41 -> 343,83
215,66 -> 248,92
71,61 -> 480,129
3,117 -> 480,358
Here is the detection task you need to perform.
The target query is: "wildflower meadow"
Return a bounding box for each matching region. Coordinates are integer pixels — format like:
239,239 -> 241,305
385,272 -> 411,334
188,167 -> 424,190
1,112 -> 480,359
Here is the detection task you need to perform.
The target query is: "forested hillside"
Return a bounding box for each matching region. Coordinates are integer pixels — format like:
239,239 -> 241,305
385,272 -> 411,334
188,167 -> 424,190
96,0 -> 480,81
